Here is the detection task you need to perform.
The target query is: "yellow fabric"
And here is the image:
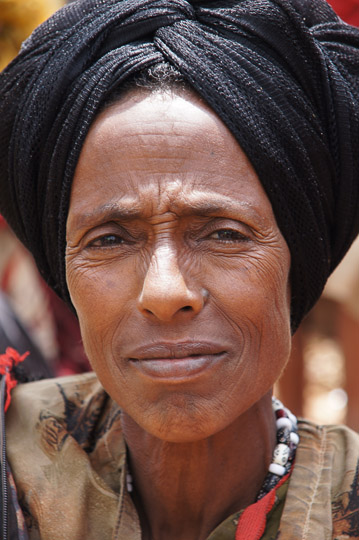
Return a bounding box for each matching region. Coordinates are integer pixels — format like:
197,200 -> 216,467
0,0 -> 63,70
6,374 -> 359,539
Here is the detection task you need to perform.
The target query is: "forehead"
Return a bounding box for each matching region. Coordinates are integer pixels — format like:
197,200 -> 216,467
68,88 -> 276,229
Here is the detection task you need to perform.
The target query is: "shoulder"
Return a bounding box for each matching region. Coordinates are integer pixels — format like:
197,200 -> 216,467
8,371 -> 103,414
5,374 -> 127,538
298,419 -> 359,457
296,419 -> 359,498
279,420 -> 359,538
297,420 -> 359,491
302,421 -> 359,539
9,370 -> 101,402
6,372 -> 120,458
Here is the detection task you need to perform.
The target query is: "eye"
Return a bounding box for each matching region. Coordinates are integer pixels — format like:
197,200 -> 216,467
208,229 -> 248,243
88,234 -> 126,248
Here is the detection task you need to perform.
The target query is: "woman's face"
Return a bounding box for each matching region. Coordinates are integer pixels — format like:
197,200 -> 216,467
66,88 -> 291,442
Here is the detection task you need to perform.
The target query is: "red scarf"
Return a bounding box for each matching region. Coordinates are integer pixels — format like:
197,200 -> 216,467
0,347 -> 28,411
235,473 -> 290,540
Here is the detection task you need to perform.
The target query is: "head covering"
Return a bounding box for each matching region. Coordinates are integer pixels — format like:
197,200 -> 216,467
0,0 -> 359,331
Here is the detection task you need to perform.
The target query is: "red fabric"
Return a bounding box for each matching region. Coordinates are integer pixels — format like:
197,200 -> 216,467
0,249 -> 19,292
0,347 -> 29,411
327,0 -> 359,26
235,473 -> 290,540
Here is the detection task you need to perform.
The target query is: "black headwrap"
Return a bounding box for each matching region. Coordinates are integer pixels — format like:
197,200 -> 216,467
0,0 -> 359,331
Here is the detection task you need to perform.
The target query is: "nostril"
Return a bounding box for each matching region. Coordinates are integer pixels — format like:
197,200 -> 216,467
181,306 -> 193,312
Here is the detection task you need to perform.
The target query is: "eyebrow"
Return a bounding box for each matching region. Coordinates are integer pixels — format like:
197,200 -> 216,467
71,196 -> 262,231
71,203 -> 143,230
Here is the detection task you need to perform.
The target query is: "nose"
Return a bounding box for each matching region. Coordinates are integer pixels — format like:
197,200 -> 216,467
137,245 -> 205,322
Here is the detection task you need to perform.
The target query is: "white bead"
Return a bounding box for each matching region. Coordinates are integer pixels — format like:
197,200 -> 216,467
126,473 -> 133,493
285,409 -> 298,427
272,398 -> 284,411
273,443 -> 290,466
290,432 -> 299,445
269,463 -> 286,476
276,417 -> 292,430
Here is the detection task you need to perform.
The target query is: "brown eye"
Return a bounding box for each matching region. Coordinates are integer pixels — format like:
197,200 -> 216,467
89,234 -> 125,248
209,229 -> 248,242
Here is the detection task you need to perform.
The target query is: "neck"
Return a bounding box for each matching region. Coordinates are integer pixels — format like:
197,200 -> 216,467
121,392 -> 276,540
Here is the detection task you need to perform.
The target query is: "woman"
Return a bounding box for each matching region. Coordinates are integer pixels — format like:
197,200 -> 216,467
0,0 -> 359,538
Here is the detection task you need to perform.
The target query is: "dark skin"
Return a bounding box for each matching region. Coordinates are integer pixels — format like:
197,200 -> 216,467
66,88 -> 292,540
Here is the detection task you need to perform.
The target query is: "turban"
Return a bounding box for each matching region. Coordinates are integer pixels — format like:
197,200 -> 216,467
0,0 -> 359,331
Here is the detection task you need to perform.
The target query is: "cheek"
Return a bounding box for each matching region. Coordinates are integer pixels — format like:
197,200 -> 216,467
209,253 -> 290,328
208,252 -> 291,371
66,261 -> 133,362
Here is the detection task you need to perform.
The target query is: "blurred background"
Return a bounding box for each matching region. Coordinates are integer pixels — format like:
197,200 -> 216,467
0,0 -> 358,428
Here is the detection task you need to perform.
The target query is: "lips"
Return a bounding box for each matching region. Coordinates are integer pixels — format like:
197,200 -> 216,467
126,342 -> 227,380
127,342 -> 225,360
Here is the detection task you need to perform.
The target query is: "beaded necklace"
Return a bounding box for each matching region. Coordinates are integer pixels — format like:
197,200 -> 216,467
256,397 -> 299,500
126,396 -> 299,499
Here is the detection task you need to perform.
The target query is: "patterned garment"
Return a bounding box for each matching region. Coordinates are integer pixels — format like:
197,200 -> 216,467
5,374 -> 359,539
7,463 -> 29,540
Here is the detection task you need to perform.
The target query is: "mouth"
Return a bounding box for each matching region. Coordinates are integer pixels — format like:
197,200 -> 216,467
126,342 -> 227,380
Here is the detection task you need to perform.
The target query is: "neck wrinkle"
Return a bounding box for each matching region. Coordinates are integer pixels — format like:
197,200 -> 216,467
121,391 -> 276,540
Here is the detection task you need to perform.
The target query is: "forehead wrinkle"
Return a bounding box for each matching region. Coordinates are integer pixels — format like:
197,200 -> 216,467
70,188 -> 269,233
169,190 -> 266,223
122,133 -> 212,164
69,200 -> 143,230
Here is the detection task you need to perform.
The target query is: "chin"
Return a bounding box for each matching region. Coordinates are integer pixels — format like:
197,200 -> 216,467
135,398 -> 231,443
